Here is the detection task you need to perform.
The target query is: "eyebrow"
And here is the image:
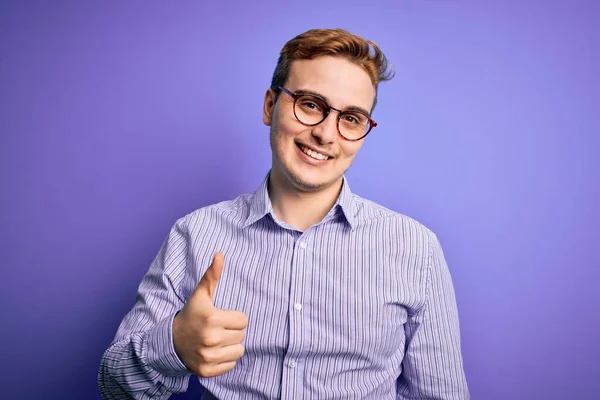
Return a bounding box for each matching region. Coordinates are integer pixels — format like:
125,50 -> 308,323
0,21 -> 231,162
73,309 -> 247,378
294,88 -> 372,116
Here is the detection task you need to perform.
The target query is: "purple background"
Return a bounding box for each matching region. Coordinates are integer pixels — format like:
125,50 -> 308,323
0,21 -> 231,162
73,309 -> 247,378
1,1 -> 598,399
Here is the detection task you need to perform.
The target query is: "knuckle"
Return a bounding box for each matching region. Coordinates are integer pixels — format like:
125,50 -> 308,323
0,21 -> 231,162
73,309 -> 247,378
199,331 -> 218,347
204,314 -> 221,327
197,348 -> 214,363
197,365 -> 214,378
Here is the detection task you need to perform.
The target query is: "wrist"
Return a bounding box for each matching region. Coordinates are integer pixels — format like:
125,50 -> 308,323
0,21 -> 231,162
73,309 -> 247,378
145,311 -> 191,377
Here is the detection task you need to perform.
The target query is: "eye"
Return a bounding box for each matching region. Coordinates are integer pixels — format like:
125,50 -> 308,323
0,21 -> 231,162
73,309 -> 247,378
343,114 -> 360,124
301,100 -> 321,111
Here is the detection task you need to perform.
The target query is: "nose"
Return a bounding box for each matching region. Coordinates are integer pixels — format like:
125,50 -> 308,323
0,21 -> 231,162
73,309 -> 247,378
311,111 -> 339,145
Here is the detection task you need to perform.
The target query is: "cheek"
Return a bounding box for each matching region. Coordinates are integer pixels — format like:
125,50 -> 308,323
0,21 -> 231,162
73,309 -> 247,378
339,142 -> 363,161
273,118 -> 303,145
270,122 -> 296,156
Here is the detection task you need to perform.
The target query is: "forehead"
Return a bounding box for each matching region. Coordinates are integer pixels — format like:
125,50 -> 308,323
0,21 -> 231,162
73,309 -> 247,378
285,56 -> 376,111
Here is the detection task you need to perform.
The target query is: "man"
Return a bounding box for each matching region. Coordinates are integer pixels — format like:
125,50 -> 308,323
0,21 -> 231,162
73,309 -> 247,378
98,28 -> 469,399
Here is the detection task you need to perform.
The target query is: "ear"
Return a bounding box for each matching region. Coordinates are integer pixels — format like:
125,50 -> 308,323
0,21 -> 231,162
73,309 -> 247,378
263,88 -> 276,126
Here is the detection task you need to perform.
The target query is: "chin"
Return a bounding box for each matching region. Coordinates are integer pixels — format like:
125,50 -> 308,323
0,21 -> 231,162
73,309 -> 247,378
286,167 -> 341,192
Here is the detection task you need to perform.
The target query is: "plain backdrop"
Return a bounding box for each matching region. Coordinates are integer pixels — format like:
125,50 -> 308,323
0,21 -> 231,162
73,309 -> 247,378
1,1 -> 598,399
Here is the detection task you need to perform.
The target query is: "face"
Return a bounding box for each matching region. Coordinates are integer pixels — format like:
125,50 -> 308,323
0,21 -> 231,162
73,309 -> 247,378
263,56 -> 376,193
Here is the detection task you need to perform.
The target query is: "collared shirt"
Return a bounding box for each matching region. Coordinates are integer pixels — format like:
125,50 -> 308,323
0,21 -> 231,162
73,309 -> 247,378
98,173 -> 469,399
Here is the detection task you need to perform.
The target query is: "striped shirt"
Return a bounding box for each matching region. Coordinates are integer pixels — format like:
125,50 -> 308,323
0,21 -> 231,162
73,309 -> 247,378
98,173 -> 469,399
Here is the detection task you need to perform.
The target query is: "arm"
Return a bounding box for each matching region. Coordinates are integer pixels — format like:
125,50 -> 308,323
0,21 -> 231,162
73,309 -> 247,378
398,231 -> 470,400
98,218 -> 192,400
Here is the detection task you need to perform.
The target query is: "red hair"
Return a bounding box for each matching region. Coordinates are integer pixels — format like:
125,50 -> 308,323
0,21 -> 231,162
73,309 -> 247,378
270,28 -> 394,92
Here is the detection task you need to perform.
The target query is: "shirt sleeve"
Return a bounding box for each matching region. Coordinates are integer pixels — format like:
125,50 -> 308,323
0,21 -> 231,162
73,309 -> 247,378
98,217 -> 194,400
397,231 -> 470,400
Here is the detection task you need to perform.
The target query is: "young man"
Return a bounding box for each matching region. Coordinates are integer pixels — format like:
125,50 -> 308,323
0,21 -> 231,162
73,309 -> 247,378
99,28 -> 469,399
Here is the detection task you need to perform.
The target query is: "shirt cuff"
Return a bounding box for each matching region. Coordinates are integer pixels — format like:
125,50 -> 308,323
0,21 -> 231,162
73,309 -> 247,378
144,312 -> 192,377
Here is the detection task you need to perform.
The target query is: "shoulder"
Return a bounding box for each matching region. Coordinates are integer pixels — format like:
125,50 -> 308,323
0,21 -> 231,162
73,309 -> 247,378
174,192 -> 253,232
353,194 -> 432,233
352,194 -> 439,248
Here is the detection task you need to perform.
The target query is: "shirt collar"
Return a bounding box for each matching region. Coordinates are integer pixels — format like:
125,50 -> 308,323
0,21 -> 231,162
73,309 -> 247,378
243,172 -> 274,228
334,175 -> 357,230
243,171 -> 357,230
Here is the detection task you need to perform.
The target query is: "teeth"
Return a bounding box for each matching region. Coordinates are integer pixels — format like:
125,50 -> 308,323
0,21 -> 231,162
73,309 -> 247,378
301,145 -> 329,161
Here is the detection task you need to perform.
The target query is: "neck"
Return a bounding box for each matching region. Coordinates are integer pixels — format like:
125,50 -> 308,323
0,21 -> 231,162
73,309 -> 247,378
268,168 -> 342,232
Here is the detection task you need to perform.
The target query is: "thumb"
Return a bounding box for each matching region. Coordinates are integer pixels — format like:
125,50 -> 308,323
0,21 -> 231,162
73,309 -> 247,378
193,252 -> 224,303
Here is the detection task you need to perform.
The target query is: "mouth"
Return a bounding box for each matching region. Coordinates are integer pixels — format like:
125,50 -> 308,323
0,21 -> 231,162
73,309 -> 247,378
296,143 -> 333,161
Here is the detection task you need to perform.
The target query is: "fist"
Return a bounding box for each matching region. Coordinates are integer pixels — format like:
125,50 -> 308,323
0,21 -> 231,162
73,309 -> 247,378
173,253 -> 248,377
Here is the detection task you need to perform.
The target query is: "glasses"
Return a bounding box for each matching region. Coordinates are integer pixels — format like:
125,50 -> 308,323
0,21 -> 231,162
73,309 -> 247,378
277,86 -> 377,141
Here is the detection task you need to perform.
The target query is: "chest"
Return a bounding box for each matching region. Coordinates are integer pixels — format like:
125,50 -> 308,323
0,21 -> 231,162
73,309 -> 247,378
199,224 -> 427,361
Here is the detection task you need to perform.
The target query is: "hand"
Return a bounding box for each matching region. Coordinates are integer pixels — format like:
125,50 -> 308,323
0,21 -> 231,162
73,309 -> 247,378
173,252 -> 248,377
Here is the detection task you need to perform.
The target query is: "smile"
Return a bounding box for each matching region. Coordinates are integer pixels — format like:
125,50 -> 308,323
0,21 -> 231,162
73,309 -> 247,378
297,144 -> 332,161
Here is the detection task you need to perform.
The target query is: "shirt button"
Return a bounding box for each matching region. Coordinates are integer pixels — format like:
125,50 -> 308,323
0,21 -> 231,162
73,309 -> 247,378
294,303 -> 303,311
299,241 -> 307,249
288,360 -> 297,368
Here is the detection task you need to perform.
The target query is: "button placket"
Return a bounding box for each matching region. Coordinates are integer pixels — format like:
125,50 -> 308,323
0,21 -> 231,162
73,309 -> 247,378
281,233 -> 312,397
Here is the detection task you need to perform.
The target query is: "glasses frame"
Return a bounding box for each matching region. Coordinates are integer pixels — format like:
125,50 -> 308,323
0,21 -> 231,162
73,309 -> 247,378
277,86 -> 377,141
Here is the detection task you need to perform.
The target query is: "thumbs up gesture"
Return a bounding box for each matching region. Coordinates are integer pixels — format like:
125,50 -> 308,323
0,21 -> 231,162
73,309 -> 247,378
173,253 -> 248,377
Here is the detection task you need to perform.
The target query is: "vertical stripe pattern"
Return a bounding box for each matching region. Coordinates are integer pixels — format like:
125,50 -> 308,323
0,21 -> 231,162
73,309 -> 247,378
98,173 -> 469,399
